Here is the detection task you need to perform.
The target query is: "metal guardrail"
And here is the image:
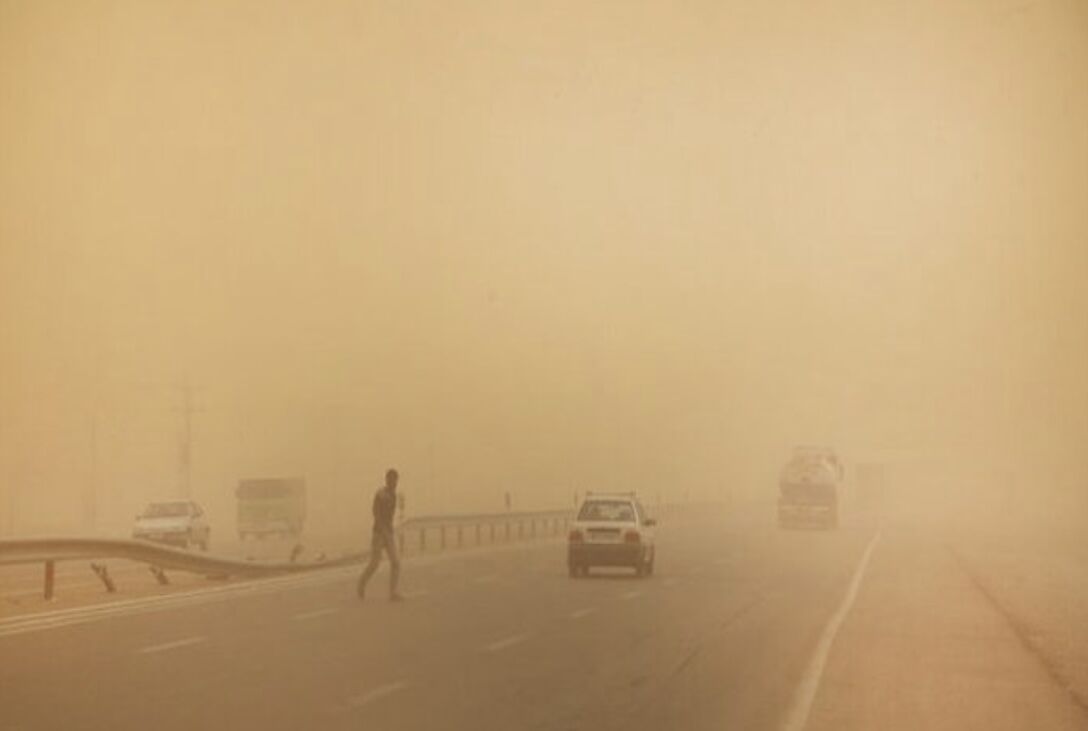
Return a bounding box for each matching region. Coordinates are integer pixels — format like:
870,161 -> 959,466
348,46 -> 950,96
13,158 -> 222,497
0,536 -> 365,572
398,509 -> 574,552
0,537 -> 366,600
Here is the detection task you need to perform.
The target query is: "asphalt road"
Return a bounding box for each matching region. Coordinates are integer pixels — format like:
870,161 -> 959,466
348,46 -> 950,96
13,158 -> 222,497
2,507 -> 1086,731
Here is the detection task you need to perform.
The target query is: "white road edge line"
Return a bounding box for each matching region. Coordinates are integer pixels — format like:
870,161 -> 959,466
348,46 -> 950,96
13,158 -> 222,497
780,529 -> 882,731
569,607 -> 597,620
138,636 -> 206,654
484,633 -> 530,652
293,608 -> 339,621
346,680 -> 409,708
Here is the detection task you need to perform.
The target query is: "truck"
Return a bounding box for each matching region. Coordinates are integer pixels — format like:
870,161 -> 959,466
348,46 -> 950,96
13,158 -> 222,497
236,477 -> 307,541
777,447 -> 842,529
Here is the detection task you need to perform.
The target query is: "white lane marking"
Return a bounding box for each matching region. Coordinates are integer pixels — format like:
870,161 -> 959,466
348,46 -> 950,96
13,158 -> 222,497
138,636 -> 206,654
569,607 -> 597,620
346,680 -> 409,708
293,608 -> 338,621
619,589 -> 644,600
484,633 -> 530,652
781,530 -> 882,731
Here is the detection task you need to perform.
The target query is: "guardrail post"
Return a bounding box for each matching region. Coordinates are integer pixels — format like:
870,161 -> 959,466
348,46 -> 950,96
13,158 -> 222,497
90,563 -> 116,593
44,560 -> 55,600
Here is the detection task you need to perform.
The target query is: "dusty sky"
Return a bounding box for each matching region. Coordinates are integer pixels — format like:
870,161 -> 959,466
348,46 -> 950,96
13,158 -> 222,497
1,0 -> 1086,535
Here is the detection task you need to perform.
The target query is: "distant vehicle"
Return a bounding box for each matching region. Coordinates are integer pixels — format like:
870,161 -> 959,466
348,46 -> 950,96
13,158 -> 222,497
568,492 -> 656,578
132,500 -> 211,551
236,477 -> 307,541
778,447 -> 842,529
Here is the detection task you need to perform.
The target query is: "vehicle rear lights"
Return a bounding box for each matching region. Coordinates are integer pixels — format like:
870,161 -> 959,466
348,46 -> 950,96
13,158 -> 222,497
624,530 -> 641,544
568,529 -> 584,542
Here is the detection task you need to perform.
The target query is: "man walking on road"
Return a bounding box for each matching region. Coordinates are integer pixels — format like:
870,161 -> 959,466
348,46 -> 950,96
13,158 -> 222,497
357,468 -> 403,601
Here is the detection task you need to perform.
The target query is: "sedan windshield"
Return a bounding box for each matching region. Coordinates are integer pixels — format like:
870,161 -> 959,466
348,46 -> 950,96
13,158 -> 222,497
141,503 -> 189,518
578,500 -> 636,522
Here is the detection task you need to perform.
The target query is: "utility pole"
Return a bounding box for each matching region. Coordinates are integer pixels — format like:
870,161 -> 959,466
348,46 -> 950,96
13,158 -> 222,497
83,409 -> 98,532
0,412 -> 7,536
427,440 -> 435,513
173,379 -> 202,500
180,382 -> 192,499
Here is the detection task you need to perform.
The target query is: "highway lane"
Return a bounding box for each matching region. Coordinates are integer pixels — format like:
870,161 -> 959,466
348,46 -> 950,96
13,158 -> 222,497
3,507 -> 1084,731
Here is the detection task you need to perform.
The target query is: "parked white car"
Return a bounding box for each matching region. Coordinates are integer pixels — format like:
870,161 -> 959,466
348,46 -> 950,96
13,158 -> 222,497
567,492 -> 656,578
133,501 -> 211,551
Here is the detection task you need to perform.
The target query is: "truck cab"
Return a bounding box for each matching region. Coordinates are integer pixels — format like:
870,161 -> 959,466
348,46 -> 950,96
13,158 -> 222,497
778,447 -> 841,529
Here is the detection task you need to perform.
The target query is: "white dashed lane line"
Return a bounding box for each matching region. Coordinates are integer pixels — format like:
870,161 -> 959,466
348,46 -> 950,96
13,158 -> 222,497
569,607 -> 598,620
137,636 -> 207,655
483,633 -> 531,653
293,608 -> 339,621
346,681 -> 410,708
